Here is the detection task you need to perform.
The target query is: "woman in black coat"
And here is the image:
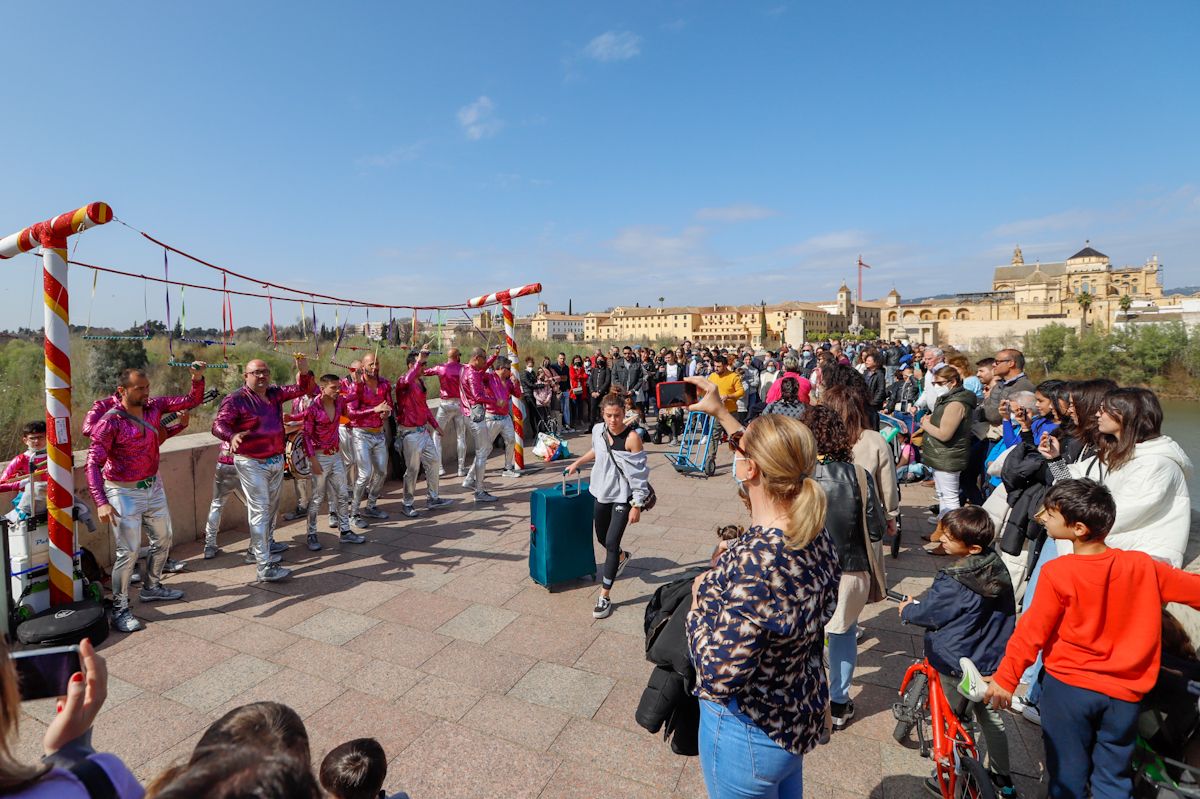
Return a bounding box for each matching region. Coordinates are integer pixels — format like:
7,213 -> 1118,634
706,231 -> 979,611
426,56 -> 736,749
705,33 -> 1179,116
587,355 -> 613,420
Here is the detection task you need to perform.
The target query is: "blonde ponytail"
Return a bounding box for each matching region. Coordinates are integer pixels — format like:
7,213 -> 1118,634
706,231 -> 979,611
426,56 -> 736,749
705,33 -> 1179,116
741,414 -> 828,551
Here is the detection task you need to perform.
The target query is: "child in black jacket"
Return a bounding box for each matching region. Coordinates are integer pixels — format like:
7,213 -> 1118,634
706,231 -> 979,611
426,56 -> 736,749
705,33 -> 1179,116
899,507 -> 1017,797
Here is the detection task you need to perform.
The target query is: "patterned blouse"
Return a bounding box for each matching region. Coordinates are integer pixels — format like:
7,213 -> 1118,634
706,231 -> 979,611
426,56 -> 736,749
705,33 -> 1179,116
686,525 -> 841,755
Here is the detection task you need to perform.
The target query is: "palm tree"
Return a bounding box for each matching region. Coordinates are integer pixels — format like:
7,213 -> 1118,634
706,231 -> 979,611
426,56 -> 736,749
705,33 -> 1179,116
1118,294 -> 1133,321
658,296 -> 665,308
1076,291 -> 1094,327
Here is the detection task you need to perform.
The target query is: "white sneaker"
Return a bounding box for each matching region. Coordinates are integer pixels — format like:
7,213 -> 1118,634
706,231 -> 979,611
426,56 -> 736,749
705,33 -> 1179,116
1021,703 -> 1042,726
502,468 -> 522,478
957,657 -> 987,702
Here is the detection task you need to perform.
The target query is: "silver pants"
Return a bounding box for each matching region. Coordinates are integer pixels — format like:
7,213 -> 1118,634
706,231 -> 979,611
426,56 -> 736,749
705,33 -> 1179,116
351,428 -> 388,511
396,426 -> 440,506
104,479 -> 173,610
204,462 -> 246,547
339,425 -> 357,485
308,452 -> 350,534
293,474 -> 311,512
434,400 -> 468,474
234,454 -> 284,571
465,416 -> 516,493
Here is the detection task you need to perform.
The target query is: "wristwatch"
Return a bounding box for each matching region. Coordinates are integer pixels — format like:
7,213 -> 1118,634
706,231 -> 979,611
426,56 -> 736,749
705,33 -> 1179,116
631,500 -> 644,509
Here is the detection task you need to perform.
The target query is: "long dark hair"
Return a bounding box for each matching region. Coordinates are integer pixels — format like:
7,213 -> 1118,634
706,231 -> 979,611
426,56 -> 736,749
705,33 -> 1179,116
802,405 -> 853,462
1036,379 -> 1066,423
146,747 -> 321,799
820,384 -> 872,445
1070,378 -> 1119,454
1097,387 -> 1163,471
779,376 -> 801,404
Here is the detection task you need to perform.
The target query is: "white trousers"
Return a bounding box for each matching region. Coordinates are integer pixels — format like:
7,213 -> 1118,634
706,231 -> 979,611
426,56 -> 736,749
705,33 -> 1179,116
465,415 -> 516,493
204,462 -> 245,547
933,469 -> 961,517
350,428 -> 388,511
234,454 -> 284,572
308,452 -> 350,534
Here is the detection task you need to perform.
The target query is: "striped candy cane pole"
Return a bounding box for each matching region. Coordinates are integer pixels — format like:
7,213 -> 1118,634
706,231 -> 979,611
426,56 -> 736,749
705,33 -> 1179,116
467,284 -> 542,471
1,202 -> 114,606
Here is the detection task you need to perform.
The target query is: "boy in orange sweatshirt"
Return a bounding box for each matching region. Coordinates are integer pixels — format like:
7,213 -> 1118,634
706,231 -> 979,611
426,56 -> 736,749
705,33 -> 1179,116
985,478 -> 1200,799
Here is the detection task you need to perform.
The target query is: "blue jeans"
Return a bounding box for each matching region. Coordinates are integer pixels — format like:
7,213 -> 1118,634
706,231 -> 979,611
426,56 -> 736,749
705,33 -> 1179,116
1040,673 -> 1138,799
560,391 -> 572,428
699,699 -> 804,799
826,628 -> 857,705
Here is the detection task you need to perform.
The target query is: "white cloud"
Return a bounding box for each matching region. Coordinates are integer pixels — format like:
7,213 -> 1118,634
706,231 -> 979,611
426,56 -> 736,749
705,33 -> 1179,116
788,229 -> 869,255
694,204 -> 778,222
354,141 -> 426,169
990,209 -> 1094,240
457,96 -> 504,140
584,31 -> 642,62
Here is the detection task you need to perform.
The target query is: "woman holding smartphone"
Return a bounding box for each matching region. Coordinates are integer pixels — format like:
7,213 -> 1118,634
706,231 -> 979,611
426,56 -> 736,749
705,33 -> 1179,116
0,638 -> 142,797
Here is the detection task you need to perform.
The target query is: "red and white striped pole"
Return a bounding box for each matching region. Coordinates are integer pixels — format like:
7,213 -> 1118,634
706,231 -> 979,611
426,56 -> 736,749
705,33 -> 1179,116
0,203 -> 114,606
467,283 -> 542,470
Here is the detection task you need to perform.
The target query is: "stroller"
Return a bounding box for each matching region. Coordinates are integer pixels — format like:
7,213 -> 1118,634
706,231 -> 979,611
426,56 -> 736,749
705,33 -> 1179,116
878,413 -> 917,559
533,382 -> 562,437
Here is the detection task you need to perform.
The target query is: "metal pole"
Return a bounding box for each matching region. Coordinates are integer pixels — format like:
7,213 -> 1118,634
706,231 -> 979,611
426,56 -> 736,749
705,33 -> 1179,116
0,202 -> 113,605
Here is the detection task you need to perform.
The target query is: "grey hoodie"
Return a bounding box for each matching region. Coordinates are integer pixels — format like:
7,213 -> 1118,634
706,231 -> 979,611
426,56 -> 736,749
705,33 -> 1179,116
588,423 -> 650,505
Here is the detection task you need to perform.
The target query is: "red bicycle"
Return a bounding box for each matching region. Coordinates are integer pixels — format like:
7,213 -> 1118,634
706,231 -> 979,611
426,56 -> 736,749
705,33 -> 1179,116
892,639 -> 997,797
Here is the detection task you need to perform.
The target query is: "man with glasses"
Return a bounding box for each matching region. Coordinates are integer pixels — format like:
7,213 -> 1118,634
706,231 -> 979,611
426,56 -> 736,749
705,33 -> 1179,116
914,346 -> 946,414
982,348 -> 1035,425
213,357 -> 313,583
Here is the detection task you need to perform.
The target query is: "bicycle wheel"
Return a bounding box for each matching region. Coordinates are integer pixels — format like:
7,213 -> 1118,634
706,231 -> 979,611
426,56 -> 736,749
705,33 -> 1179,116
893,671 -> 928,742
955,756 -> 997,799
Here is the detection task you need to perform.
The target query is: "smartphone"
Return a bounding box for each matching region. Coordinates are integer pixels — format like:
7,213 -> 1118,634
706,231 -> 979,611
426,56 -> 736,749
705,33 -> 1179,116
11,645 -> 82,701
656,381 -> 698,410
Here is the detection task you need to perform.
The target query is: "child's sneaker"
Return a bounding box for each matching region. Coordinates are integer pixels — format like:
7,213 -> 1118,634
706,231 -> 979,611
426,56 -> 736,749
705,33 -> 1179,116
957,657 -> 988,702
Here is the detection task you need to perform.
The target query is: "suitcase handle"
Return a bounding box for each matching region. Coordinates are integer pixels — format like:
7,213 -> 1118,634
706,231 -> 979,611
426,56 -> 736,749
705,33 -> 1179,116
561,470 -> 582,497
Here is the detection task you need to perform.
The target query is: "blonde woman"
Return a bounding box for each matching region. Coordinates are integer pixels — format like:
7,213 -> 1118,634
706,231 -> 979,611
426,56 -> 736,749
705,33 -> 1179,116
684,376 -> 840,799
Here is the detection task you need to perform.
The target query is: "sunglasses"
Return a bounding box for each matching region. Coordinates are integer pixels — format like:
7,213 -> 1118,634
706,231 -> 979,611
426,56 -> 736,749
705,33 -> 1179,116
727,429 -> 747,455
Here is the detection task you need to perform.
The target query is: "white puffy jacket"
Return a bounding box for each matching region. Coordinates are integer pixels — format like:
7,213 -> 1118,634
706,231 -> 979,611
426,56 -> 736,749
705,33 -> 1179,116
1055,435 -> 1193,567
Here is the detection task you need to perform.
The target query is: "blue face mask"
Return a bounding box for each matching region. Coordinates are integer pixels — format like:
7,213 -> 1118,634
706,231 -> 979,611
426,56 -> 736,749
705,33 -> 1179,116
732,452 -> 745,490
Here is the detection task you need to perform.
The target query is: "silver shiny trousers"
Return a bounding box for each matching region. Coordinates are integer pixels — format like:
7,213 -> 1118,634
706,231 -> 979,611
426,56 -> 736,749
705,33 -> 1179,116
396,426 -> 440,506
104,479 -> 172,610
233,454 -> 284,571
433,400 -> 468,474
339,425 -> 357,484
351,428 -> 388,511
465,415 -> 515,492
308,452 -> 350,534
204,462 -> 246,548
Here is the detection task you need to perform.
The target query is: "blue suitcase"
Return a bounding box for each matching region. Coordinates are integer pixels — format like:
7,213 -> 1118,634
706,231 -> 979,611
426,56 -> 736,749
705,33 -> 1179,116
529,473 -> 596,589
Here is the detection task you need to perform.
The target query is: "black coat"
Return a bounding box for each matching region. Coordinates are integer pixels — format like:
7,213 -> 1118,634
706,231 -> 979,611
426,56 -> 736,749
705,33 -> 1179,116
812,461 -> 886,572
636,570 -> 702,756
588,366 -> 612,398
863,368 -> 887,409
613,359 -> 645,394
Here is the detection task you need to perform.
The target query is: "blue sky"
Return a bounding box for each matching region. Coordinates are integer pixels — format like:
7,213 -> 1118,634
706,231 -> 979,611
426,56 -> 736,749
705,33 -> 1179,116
2,1 -> 1198,330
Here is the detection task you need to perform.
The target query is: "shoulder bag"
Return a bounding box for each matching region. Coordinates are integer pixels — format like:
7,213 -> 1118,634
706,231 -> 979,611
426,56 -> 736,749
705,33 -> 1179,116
602,429 -> 657,511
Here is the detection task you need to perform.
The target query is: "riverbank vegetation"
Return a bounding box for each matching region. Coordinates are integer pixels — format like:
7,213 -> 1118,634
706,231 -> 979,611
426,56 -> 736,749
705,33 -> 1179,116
1023,322 -> 1200,395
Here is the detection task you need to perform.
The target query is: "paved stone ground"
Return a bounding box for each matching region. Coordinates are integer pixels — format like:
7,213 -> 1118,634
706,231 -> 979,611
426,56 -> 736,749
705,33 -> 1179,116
17,431 -> 1047,798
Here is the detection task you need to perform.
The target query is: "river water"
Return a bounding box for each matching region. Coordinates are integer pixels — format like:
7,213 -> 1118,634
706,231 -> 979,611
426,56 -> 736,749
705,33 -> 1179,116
1161,399 -> 1200,511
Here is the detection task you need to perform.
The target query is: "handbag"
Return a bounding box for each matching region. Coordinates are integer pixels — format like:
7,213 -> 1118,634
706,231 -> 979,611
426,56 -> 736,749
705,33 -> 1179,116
602,429 -> 657,511
853,465 -> 887,603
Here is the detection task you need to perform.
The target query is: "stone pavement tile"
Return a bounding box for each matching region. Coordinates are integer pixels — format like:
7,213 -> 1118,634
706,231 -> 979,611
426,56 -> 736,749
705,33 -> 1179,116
437,572 -> 526,606
549,717 -> 684,791
537,760 -> 665,799
162,652 -> 281,713
479,554 -> 537,583
255,566 -> 361,600
91,694 -> 211,770
213,666 -> 346,720
389,721 -> 559,799
208,618 -> 301,658
132,729 -> 204,783
508,661 -> 614,718
459,693 -> 571,752
368,587 -> 472,630
421,639 -> 537,694
588,599 -> 645,637
311,574 -> 405,612
435,602 -> 519,644
854,639 -> 920,691
160,608 -> 247,643
23,674 -> 145,727
573,630 -> 651,683
346,621 -> 451,668
272,638 -> 369,683
306,689 -> 437,764
589,678 -> 647,735
224,586 -> 325,630
348,658 -> 426,702
673,757 -> 706,799
398,674 -> 484,721
288,606 -> 380,646
803,730 -> 885,796
504,585 -> 599,622
487,614 -> 600,666
106,629 -> 237,694
841,682 -> 910,746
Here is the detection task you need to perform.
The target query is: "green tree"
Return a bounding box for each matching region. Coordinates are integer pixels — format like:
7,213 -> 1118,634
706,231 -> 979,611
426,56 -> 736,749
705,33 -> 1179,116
1118,294 -> 1133,320
86,338 -> 148,395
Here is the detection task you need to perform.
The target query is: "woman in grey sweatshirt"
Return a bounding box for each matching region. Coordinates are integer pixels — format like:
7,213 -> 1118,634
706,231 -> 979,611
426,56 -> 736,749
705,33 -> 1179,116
566,392 -> 651,619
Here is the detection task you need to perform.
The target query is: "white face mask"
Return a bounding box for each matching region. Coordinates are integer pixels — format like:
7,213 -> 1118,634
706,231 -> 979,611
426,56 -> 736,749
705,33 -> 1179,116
526,366 -> 533,372
931,384 -> 950,400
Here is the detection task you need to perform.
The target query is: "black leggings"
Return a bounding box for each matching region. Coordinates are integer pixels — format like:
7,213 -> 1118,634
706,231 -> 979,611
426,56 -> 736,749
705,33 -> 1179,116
594,501 -> 630,589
